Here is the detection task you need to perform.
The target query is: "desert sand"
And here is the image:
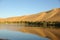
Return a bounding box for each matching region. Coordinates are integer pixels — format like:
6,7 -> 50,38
0,8 -> 60,22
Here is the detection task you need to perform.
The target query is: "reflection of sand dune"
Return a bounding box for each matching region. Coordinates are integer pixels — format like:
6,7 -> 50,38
18,27 -> 60,40
0,26 -> 60,40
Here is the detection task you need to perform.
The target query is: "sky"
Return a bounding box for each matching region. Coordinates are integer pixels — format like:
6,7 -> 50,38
0,0 -> 60,18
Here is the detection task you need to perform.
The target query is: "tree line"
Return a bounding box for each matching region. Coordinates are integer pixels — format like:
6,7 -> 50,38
20,21 -> 60,28
0,21 -> 60,28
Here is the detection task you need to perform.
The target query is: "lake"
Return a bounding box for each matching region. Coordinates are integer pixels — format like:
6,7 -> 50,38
0,24 -> 49,40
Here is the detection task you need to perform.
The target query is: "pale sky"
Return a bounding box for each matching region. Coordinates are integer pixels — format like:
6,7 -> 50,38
0,0 -> 60,18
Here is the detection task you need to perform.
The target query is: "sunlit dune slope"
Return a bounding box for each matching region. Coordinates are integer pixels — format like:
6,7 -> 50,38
0,8 -> 60,22
0,18 -> 5,22
45,8 -> 60,21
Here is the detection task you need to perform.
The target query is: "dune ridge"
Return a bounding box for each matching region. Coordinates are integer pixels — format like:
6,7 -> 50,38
0,8 -> 60,22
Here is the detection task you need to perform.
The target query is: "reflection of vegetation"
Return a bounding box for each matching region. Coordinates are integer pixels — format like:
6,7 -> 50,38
0,21 -> 60,28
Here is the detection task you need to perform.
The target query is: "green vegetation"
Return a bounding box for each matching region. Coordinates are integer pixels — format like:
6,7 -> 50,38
0,21 -> 60,28
19,21 -> 60,28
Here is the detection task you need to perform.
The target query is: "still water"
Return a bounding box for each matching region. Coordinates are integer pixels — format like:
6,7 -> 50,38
0,24 -> 49,40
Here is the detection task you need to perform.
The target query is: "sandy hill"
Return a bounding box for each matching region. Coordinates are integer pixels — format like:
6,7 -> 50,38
0,18 -> 5,22
0,8 -> 60,22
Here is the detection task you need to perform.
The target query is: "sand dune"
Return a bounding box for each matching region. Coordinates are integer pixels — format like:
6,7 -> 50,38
0,8 -> 60,22
7,8 -> 60,22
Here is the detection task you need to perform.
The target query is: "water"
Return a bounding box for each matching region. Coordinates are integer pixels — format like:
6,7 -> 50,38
0,24 -> 49,40
0,30 -> 49,40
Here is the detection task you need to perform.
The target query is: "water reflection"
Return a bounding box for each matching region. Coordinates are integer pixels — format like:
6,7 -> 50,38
0,24 -> 22,30
0,30 -> 49,40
